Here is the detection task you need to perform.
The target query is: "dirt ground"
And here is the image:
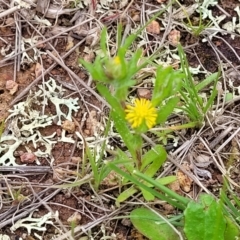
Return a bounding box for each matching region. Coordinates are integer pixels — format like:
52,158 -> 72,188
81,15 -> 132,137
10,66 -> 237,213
1,0 -> 240,239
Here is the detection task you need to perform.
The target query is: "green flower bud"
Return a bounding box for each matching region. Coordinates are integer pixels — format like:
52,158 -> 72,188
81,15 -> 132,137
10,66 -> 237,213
104,56 -> 127,80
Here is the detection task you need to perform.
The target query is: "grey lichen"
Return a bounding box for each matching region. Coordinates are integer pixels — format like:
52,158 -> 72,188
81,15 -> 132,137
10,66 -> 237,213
0,135 -> 23,166
0,78 -> 80,166
10,211 -> 59,240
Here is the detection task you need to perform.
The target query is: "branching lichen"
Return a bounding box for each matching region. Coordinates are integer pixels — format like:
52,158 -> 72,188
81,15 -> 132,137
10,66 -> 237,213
0,135 -> 23,166
0,78 -> 80,166
10,211 -> 59,240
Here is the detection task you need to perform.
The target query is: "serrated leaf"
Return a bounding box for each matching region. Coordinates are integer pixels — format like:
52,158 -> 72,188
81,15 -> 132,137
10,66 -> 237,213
141,145 -> 166,175
156,97 -> 180,124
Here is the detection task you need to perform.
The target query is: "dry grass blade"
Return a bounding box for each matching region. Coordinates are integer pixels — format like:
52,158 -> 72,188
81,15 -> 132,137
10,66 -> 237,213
36,0 -> 50,15
0,166 -> 52,173
209,126 -> 233,149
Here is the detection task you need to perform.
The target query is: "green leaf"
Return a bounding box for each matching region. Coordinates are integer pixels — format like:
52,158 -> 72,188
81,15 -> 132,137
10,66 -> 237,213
113,149 -> 135,184
140,145 -> 167,171
138,145 -> 167,201
184,194 -> 226,240
203,76 -> 218,114
107,162 -> 187,209
195,72 -> 219,92
178,44 -> 203,108
117,24 -> 123,49
141,188 -> 155,201
116,186 -> 138,206
152,66 -> 182,107
156,176 -> 177,185
0,119 -> 5,141
127,49 -> 142,77
100,27 -> 108,55
121,33 -> 138,52
134,170 -> 189,208
156,97 -> 180,124
130,208 -> 180,240
141,145 -> 167,177
97,84 -> 125,118
224,216 -> 240,240
225,93 -> 233,103
140,176 -> 177,201
86,146 -> 98,183
80,57 -> 109,83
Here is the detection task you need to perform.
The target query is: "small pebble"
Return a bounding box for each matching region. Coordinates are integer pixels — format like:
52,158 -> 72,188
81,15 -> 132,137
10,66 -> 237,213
5,80 -> 18,95
168,30 -> 181,46
20,152 -> 36,163
67,212 -> 82,224
62,120 -> 75,133
137,88 -> 151,99
146,20 -> 160,34
71,157 -> 82,164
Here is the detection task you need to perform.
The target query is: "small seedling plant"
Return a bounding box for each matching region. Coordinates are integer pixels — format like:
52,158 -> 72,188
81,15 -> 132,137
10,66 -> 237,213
80,25 -> 183,198
80,17 -> 232,240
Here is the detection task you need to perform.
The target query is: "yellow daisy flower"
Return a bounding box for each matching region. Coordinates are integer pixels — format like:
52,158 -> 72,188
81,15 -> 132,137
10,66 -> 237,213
113,56 -> 121,65
125,98 -> 157,129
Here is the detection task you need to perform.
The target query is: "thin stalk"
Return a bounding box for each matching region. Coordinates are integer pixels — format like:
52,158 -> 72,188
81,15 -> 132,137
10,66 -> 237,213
86,146 -> 98,188
168,122 -> 199,130
178,45 -> 203,107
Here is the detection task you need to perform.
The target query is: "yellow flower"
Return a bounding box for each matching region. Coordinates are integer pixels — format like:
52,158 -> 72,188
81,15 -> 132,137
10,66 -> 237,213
125,98 -> 157,129
113,56 -> 121,65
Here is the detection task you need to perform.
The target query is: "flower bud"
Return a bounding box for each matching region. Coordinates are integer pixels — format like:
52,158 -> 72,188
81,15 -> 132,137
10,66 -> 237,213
104,56 -> 126,80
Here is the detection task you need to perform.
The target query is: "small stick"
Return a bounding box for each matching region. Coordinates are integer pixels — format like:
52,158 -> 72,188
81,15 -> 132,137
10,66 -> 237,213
0,5 -> 19,18
0,166 -> 52,173
209,126 -> 233,149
